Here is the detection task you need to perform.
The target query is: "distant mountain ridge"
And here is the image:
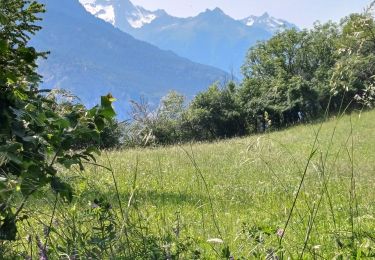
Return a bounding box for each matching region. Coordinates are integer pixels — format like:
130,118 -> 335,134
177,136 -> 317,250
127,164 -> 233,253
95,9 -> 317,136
79,0 -> 297,75
240,12 -> 296,34
32,0 -> 229,118
79,0 -> 294,32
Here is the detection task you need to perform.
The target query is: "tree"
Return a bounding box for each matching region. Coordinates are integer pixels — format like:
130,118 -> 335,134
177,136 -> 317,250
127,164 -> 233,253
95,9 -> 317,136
331,4 -> 375,108
126,92 -> 186,145
240,24 -> 342,129
153,91 -> 186,144
127,96 -> 156,146
0,0 -> 116,241
185,82 -> 245,139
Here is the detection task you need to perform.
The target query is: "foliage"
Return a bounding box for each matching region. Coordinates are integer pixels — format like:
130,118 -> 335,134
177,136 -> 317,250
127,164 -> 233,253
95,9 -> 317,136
240,8 -> 375,129
152,91 -> 186,144
44,89 -> 124,150
0,0 -> 115,242
127,91 -> 187,145
240,25 -> 338,128
126,84 -> 246,145
123,6 -> 375,145
98,118 -> 126,149
126,96 -> 157,146
184,82 -> 246,140
331,5 -> 375,108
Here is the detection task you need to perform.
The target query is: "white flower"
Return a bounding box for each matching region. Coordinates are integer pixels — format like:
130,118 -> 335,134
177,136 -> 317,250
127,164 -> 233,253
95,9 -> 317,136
207,238 -> 224,244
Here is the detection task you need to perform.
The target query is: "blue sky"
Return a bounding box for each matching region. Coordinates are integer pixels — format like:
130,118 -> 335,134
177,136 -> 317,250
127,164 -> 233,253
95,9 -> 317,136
131,0 -> 371,28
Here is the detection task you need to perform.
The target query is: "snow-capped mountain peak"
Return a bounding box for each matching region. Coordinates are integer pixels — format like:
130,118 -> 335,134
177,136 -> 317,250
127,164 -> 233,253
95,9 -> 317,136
79,0 -> 161,29
241,12 -> 295,33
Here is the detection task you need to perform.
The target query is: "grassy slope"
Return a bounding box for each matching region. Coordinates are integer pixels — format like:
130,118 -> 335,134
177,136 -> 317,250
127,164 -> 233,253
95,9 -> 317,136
18,110 -> 375,259
84,110 -> 375,258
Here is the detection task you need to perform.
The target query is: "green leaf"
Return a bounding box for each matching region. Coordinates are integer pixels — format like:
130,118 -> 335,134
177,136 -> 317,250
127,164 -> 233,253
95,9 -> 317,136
0,39 -> 8,54
102,93 -> 117,104
82,151 -> 96,163
19,47 -> 36,63
85,146 -> 101,156
13,89 -> 28,100
0,215 -> 17,241
6,152 -> 23,165
20,165 -> 48,196
57,156 -> 78,169
100,94 -> 116,118
88,105 -> 99,117
5,72 -> 18,84
50,177 -> 73,203
25,103 -> 37,112
221,245 -> 231,258
99,107 -> 116,118
0,143 -> 22,153
0,13 -> 7,25
55,118 -> 70,129
101,94 -> 112,107
94,116 -> 105,131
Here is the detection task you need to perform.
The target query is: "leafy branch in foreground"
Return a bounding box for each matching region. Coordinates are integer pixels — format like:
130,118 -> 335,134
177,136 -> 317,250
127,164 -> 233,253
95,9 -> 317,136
0,0 -> 116,241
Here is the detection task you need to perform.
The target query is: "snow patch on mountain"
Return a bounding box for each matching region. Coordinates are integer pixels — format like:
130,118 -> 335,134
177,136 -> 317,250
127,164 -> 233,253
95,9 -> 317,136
241,12 -> 294,33
83,3 -> 116,25
79,0 -> 159,29
79,0 -> 95,4
243,15 -> 256,26
126,8 -> 157,28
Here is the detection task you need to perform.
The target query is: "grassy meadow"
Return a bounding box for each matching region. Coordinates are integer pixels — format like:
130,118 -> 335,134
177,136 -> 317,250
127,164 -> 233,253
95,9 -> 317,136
9,110 -> 375,259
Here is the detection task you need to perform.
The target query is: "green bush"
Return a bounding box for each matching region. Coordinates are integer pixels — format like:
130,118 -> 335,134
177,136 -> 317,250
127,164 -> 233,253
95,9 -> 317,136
184,82 -> 246,140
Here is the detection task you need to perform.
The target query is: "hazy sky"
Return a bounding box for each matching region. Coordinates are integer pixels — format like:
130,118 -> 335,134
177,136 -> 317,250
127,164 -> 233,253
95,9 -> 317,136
131,0 -> 371,28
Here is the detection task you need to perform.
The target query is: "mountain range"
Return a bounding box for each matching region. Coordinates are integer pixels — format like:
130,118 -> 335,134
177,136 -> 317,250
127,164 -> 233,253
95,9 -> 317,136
79,0 -> 297,75
31,0 -> 296,118
31,0 -> 229,117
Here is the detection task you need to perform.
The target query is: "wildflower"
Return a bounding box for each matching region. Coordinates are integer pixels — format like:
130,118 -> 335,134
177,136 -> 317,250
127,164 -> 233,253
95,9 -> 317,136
207,238 -> 224,244
53,219 -> 59,227
276,228 -> 284,237
312,245 -> 321,250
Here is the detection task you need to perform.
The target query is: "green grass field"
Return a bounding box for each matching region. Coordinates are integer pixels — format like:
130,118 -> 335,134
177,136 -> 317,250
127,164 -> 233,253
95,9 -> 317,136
11,110 -> 375,259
